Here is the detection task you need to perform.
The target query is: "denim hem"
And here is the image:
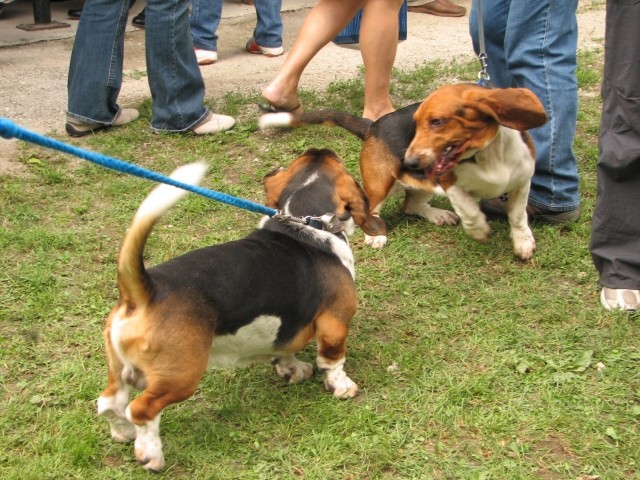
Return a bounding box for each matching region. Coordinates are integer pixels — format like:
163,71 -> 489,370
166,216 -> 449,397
193,43 -> 218,51
252,39 -> 283,49
528,197 -> 580,213
66,109 -> 120,127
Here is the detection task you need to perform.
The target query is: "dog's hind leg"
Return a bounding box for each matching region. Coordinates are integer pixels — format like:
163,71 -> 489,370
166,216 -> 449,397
125,370 -> 206,472
273,355 -> 315,384
98,377 -> 136,443
98,320 -> 137,443
314,309 -> 358,399
124,335 -> 211,471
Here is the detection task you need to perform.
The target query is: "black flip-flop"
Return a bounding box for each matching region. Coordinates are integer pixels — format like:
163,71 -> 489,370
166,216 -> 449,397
258,102 -> 303,115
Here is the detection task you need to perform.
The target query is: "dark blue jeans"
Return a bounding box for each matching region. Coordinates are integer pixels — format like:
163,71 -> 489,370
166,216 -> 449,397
67,0 -> 210,132
469,0 -> 580,212
190,0 -> 283,51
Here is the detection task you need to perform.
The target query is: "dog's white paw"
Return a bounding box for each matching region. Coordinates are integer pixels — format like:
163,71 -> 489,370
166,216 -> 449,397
97,395 -> 136,442
274,357 -> 315,384
364,234 -> 388,249
512,228 -> 536,260
406,204 -> 459,226
136,446 -> 165,473
323,369 -> 359,399
427,207 -> 459,226
133,417 -> 165,472
463,219 -> 491,242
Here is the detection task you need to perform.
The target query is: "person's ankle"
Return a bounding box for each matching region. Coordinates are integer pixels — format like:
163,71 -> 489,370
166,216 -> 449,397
363,106 -> 395,122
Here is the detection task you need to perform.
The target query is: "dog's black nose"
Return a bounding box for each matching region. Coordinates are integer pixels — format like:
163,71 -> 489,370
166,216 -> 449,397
403,155 -> 420,169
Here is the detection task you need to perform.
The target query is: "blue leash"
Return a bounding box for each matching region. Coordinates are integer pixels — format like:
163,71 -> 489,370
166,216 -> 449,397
0,117 -> 277,217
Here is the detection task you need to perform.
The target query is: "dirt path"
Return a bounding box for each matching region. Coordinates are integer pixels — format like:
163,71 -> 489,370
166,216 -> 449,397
0,0 -> 605,173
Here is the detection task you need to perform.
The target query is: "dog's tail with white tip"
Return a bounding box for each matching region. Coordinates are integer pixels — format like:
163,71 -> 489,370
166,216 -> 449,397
116,163 -> 208,306
259,109 -> 373,141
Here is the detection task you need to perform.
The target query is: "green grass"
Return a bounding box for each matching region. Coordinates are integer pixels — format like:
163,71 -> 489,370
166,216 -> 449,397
1,46 -> 639,479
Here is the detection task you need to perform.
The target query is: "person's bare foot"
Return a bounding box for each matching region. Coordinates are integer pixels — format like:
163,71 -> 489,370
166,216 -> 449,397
261,82 -> 303,114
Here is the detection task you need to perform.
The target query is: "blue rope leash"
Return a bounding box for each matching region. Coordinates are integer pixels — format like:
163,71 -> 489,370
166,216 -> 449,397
0,117 -> 277,217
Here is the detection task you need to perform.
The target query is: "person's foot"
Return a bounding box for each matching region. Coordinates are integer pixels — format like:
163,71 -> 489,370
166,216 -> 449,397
246,38 -> 284,57
195,48 -> 218,66
191,112 -> 236,135
260,82 -> 302,116
480,197 -> 580,225
408,0 -> 466,17
131,9 -> 145,29
65,108 -> 139,137
601,287 -> 640,312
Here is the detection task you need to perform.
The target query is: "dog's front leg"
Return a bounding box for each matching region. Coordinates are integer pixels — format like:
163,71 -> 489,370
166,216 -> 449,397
403,189 -> 459,226
506,187 -> 536,260
445,186 -> 491,242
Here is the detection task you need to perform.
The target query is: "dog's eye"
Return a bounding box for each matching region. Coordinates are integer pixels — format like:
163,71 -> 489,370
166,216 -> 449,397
430,118 -> 444,128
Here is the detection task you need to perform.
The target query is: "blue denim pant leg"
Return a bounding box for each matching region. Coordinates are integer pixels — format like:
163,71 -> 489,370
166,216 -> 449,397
470,0 -> 580,211
145,0 -> 209,132
190,0 -> 222,51
67,0 -> 130,125
253,0 -> 283,48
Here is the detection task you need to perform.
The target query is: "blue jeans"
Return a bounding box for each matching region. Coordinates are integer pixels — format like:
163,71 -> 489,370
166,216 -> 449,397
469,0 -> 580,212
67,0 -> 209,133
190,0 -> 283,51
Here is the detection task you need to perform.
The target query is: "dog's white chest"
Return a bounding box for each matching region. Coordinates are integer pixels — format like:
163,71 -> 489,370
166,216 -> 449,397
209,315 -> 282,368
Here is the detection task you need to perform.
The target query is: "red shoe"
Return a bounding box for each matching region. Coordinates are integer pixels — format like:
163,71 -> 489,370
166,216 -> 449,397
245,38 -> 284,57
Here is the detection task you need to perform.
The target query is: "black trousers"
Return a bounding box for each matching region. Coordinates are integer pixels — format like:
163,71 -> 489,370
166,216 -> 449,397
590,0 -> 640,289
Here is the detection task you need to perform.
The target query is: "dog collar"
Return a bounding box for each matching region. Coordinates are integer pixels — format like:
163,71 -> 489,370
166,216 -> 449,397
273,211 -> 346,236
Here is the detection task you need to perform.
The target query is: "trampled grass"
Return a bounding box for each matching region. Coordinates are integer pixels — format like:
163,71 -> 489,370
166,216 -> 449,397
1,45 -> 639,479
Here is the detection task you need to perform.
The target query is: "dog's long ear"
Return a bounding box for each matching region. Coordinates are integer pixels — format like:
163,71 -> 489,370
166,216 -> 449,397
465,87 -> 547,131
262,167 -> 287,208
336,174 -> 386,236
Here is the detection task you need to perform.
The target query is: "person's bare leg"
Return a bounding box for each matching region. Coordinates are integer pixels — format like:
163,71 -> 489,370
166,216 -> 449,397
262,0 -> 365,111
359,0 -> 403,120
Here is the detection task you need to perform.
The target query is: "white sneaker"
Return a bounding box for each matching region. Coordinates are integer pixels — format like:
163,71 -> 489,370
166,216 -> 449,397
195,48 -> 218,65
191,113 -> 235,135
600,287 -> 640,312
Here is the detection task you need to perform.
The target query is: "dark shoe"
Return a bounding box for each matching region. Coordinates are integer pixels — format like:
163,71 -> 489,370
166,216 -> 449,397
480,196 -> 580,225
67,8 -> 82,20
131,9 -> 145,29
408,0 -> 466,17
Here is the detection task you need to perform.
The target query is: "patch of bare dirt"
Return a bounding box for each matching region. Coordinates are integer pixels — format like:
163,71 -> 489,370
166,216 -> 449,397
0,0 -> 605,175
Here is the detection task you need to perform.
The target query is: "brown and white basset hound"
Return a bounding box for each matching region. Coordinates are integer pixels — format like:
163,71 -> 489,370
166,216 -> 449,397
259,83 -> 547,260
97,148 -> 385,471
